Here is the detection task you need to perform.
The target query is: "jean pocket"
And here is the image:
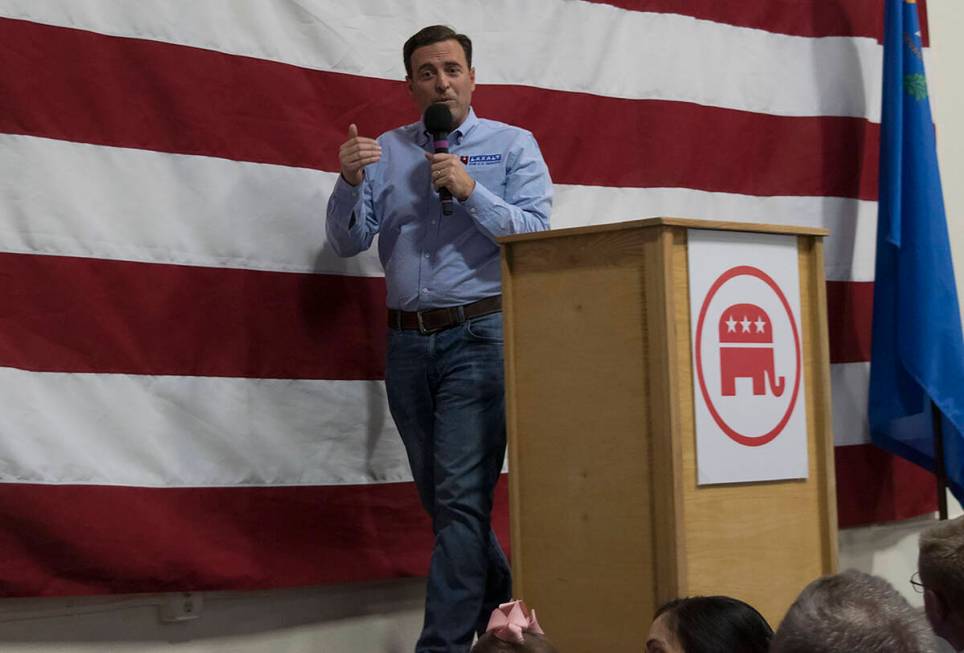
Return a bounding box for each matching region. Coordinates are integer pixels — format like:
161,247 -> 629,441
463,313 -> 504,343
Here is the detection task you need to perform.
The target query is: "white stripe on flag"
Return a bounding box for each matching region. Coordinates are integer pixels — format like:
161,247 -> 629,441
831,361 -> 871,446
553,185 -> 877,282
0,368 -> 409,487
0,363 -> 869,486
0,134 -> 382,277
0,0 -> 883,119
2,134 -> 876,281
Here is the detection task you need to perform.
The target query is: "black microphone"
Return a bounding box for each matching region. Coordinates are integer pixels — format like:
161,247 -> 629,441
424,103 -> 455,216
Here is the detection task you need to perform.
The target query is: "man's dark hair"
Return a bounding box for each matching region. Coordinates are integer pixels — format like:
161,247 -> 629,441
654,595 -> 773,653
403,25 -> 472,77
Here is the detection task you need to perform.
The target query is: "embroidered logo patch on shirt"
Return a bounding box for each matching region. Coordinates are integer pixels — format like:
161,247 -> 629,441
460,154 -> 502,166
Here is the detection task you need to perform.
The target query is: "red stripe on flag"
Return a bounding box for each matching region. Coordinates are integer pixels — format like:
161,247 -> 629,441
0,253 -> 386,379
826,281 -> 873,363
835,443 -> 937,528
0,18 -> 880,200
2,251 -> 876,378
0,478 -> 510,597
918,0 -> 931,47
586,0 -> 883,39
478,90 -> 880,201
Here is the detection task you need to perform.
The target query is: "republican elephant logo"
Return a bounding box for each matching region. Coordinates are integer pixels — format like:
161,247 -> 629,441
718,303 -> 785,397
693,259 -> 803,451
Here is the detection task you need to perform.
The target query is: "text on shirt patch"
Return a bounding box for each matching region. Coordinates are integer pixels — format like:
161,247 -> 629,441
459,154 -> 502,166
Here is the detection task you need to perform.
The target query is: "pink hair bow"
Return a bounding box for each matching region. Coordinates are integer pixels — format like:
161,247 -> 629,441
485,600 -> 545,644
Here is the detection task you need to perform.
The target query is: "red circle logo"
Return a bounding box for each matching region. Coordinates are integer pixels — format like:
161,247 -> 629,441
694,266 -> 801,446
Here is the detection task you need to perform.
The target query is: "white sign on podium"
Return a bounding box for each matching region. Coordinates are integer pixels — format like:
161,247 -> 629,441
688,230 -> 809,485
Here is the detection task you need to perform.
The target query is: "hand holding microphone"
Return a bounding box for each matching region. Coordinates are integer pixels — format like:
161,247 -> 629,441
424,104 -> 475,215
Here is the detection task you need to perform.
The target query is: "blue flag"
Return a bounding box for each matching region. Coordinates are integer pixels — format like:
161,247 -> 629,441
871,0 -> 964,506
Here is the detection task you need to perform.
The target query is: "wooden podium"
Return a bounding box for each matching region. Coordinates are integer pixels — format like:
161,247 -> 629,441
498,218 -> 836,652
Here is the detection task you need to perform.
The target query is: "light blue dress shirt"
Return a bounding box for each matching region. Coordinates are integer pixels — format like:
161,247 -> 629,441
326,108 -> 552,311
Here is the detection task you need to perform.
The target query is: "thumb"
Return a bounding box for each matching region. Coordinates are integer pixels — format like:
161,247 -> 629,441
348,123 -> 359,139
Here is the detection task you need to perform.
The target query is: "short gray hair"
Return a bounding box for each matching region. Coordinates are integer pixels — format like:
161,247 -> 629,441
770,570 -> 936,653
919,515 -> 964,608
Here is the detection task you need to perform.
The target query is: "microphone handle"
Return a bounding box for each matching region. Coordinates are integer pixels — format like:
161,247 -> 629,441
432,136 -> 454,216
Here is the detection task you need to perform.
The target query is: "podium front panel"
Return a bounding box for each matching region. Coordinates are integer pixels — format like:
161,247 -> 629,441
500,220 -> 836,653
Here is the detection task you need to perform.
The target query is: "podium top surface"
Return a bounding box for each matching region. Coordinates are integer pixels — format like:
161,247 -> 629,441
497,217 -> 829,245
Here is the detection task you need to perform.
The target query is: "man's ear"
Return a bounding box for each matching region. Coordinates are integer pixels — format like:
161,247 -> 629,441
924,587 -> 949,629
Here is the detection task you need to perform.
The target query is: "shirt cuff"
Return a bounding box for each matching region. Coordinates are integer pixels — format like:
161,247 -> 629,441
333,173 -> 363,202
459,182 -> 503,230
332,175 -> 365,227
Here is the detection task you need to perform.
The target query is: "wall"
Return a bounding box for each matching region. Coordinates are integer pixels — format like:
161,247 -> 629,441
1,1 -> 962,650
929,0 -> 964,322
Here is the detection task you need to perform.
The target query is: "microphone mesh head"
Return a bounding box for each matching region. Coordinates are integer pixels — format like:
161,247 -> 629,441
424,103 -> 454,136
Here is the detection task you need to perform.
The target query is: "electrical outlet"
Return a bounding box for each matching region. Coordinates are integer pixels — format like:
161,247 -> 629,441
158,592 -> 203,623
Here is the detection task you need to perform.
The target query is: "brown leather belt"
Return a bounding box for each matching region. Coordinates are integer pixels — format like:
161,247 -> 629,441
388,295 -> 502,334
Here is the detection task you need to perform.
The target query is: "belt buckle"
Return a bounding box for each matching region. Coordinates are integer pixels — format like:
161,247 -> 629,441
416,311 -> 434,335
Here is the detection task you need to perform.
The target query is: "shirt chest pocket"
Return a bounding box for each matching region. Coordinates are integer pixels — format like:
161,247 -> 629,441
466,163 -> 508,198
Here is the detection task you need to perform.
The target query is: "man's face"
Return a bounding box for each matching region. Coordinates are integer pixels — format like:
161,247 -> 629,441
407,39 -> 476,128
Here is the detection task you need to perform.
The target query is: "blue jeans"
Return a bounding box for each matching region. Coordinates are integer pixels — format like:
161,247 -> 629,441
385,312 -> 512,653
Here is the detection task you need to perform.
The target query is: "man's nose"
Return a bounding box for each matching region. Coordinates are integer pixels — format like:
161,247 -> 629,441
435,76 -> 450,92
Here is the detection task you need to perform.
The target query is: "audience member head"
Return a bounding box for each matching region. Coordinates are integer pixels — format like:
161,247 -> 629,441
919,515 -> 964,650
471,600 -> 558,653
770,569 -> 936,653
646,595 -> 772,653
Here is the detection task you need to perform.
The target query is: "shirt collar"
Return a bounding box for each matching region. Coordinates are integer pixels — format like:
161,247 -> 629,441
417,106 -> 478,146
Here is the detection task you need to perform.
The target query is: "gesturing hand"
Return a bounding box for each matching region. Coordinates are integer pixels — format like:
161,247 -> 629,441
338,124 -> 381,187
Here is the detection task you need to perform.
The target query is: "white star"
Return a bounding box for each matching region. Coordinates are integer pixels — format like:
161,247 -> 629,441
726,315 -> 737,332
754,317 -> 766,333
740,316 -> 751,333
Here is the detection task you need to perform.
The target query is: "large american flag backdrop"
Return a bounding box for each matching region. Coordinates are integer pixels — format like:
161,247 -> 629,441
0,1 -> 940,596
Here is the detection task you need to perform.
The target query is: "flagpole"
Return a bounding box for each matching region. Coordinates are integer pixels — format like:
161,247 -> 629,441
933,400 -> 948,520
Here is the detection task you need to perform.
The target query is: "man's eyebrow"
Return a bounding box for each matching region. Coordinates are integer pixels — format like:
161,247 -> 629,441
416,60 -> 462,73
426,60 -> 462,70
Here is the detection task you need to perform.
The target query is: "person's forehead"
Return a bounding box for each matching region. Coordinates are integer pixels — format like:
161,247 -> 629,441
648,613 -> 677,644
650,613 -> 671,633
411,39 -> 467,68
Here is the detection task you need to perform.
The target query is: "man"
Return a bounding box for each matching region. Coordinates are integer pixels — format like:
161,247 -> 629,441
770,570 -> 936,653
919,515 -> 964,651
325,24 -> 552,652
